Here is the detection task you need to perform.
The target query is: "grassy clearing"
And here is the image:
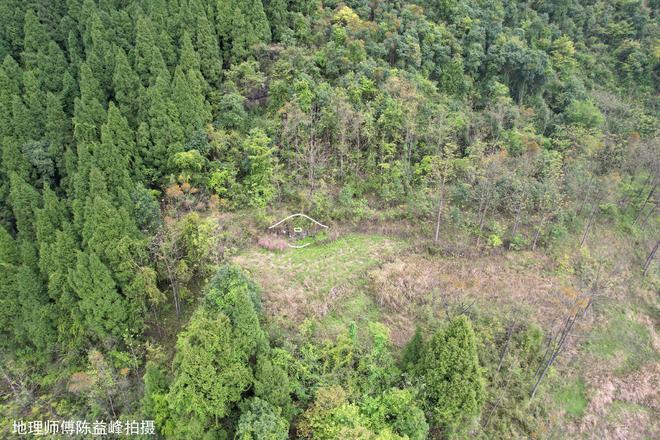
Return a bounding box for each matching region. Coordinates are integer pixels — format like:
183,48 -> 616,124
583,305 -> 656,373
555,378 -> 588,417
232,233 -> 406,337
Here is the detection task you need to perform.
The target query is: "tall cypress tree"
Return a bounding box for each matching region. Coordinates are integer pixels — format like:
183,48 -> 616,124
179,31 -> 200,72
217,0 -> 271,65
68,250 -> 129,342
44,224 -> 82,348
96,102 -> 137,203
42,41 -> 67,93
73,63 -> 107,145
22,70 -> 46,138
133,15 -> 167,86
415,315 -> 485,430
21,9 -> 49,72
7,173 -> 56,359
86,11 -> 115,98
8,172 -> 40,248
0,56 -> 21,137
266,0 -> 289,42
194,7 -> 222,85
12,94 -> 37,146
0,56 -> 25,209
145,71 -> 184,179
112,47 -> 143,126
0,226 -> 19,350
45,91 -> 69,179
172,65 -> 211,140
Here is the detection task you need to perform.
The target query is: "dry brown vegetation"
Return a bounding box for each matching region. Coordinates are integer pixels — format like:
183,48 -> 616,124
230,222 -> 659,439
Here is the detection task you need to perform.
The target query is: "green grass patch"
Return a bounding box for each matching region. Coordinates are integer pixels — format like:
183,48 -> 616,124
584,305 -> 656,373
607,400 -> 653,423
555,379 -> 587,417
233,233 -> 406,336
242,233 -> 404,295
317,290 -> 381,339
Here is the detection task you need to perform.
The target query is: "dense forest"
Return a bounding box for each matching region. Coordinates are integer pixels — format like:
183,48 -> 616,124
0,0 -> 658,438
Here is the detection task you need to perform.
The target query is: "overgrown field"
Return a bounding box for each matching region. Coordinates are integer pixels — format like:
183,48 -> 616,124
234,229 -> 659,438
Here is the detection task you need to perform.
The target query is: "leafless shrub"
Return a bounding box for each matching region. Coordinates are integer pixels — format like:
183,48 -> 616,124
258,235 -> 288,251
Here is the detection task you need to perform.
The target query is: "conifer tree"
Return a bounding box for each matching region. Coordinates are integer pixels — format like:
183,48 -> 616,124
69,250 -> 129,342
133,15 -> 167,86
42,41 -> 67,93
160,266 -> 264,438
44,92 -> 68,177
235,398 -> 289,440
194,8 -> 222,85
0,56 -> 21,137
21,9 -> 49,72
86,12 -> 115,98
158,29 -> 177,69
81,168 -> 140,287
12,94 -> 36,145
7,173 -> 56,359
240,129 -> 276,208
112,47 -> 143,126
22,70 -> 46,138
73,63 -> 107,145
416,315 -> 485,430
67,29 -> 84,73
145,71 -> 184,179
179,31 -> 200,73
172,65 -> 211,140
97,102 -> 138,198
34,187 -> 65,253
15,262 -> 56,357
217,0 -> 271,65
8,173 -> 40,247
266,0 -> 289,42
0,226 -> 19,350
0,0 -> 25,59
40,223 -> 81,348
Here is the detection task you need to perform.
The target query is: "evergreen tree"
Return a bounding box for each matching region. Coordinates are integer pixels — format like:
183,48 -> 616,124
402,327 -> 424,371
254,348 -> 296,420
41,41 -> 67,93
159,266 -> 264,438
21,9 -> 49,72
0,56 -> 21,137
133,15 -> 167,86
145,71 -> 184,179
217,0 -> 271,65
97,102 -> 138,198
112,47 -> 143,127
15,262 -> 56,358
193,8 -> 222,85
12,94 -> 38,146
8,173 -> 40,247
0,0 -> 25,59
81,168 -> 140,288
415,315 -> 485,431
40,223 -> 81,348
240,129 -> 276,208
266,0 -> 289,42
73,63 -> 107,145
172,65 -> 211,140
86,11 -> 115,98
0,226 -> 19,350
179,31 -> 200,73
68,250 -> 129,342
235,398 -> 289,440
44,91 -> 68,178
22,70 -> 46,138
